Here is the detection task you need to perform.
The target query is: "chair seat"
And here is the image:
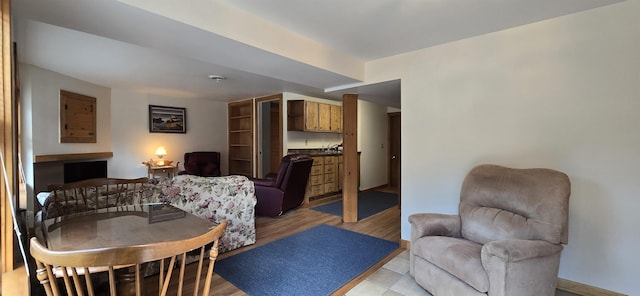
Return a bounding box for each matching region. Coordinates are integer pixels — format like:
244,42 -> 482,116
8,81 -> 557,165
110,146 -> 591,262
413,236 -> 489,293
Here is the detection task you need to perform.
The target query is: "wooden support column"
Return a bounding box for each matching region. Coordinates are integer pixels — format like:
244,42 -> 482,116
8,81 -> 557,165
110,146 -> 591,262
342,94 -> 358,223
1,0 -> 14,272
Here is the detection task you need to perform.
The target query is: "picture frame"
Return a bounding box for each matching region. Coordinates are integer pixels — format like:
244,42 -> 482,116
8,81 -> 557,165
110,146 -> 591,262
148,105 -> 187,133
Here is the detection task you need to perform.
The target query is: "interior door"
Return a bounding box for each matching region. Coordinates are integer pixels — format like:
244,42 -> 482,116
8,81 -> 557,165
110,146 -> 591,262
388,112 -> 401,189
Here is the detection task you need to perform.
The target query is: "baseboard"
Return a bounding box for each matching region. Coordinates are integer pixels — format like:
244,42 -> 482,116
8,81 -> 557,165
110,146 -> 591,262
557,278 -> 627,296
399,239 -> 410,249
400,240 -> 625,296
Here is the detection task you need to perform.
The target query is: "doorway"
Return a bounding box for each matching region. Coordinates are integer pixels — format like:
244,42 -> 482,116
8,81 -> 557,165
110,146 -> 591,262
388,112 -> 401,189
255,94 -> 283,178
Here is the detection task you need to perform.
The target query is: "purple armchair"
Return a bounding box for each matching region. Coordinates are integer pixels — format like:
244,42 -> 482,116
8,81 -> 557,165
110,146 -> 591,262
252,154 -> 314,217
178,151 -> 221,177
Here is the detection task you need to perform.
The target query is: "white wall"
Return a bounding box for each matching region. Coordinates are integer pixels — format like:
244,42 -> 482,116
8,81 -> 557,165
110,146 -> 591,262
358,100 -> 389,190
365,1 -> 639,294
110,88 -> 228,178
20,66 -> 229,212
20,64 -> 111,210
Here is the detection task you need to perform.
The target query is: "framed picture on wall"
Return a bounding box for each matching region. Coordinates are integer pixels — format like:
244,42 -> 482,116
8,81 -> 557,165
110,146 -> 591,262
148,105 -> 187,133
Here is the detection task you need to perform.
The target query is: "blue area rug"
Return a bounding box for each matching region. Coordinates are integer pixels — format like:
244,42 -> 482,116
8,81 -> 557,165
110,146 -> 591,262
311,190 -> 398,220
215,224 -> 398,296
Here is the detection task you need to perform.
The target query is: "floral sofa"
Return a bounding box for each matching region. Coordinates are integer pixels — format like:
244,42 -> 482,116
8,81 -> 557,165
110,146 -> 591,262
141,174 -> 257,253
38,175 -> 256,254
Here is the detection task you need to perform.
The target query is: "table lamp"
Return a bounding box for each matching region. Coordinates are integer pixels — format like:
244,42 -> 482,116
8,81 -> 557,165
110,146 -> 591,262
155,146 -> 167,166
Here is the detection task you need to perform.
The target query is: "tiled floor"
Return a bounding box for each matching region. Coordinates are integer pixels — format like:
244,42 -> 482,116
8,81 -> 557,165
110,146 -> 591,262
345,250 -> 580,296
346,250 -> 432,296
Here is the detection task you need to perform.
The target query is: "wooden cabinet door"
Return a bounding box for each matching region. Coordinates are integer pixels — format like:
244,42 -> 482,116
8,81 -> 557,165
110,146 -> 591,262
318,103 -> 331,131
304,101 -> 319,131
330,105 -> 342,132
60,90 -> 97,143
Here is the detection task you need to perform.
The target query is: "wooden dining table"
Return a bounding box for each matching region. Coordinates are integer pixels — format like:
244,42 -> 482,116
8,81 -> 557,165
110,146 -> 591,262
41,203 -> 217,295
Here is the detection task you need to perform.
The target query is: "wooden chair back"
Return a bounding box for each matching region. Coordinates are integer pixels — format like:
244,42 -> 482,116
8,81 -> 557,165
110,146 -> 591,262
45,177 -> 148,219
30,220 -> 227,296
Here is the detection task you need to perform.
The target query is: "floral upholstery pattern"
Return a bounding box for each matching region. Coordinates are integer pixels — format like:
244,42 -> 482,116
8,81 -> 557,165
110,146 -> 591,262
141,175 -> 257,253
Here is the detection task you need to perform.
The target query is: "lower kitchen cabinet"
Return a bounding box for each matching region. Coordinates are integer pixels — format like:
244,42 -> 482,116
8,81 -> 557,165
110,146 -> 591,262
306,155 -> 343,201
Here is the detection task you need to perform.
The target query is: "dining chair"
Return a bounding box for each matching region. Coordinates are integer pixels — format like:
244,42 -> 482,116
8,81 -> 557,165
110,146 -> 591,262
44,177 -> 149,219
30,220 -> 228,296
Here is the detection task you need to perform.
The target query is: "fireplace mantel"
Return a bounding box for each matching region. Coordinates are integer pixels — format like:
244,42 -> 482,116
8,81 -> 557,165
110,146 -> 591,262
34,152 -> 113,163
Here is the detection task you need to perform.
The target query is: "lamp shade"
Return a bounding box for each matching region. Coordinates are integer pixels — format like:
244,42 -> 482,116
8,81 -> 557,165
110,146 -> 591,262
155,146 -> 167,157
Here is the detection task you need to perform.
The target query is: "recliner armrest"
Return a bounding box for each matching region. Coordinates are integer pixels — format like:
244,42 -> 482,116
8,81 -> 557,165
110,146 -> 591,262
252,178 -> 276,187
408,213 -> 461,242
481,239 -> 563,263
480,239 -> 564,296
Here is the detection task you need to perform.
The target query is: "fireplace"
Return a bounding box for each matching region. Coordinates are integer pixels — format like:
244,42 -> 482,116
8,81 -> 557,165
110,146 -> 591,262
33,158 -> 110,195
64,160 -> 108,183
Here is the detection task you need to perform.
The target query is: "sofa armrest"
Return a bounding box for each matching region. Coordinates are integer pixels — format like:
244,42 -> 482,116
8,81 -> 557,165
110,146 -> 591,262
408,213 -> 461,242
482,239 -> 563,263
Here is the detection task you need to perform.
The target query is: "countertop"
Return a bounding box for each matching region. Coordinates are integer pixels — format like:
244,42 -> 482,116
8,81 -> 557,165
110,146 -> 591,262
288,149 -> 342,156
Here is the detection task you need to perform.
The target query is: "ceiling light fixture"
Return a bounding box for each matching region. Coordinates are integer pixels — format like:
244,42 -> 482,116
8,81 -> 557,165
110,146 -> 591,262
208,75 -> 226,82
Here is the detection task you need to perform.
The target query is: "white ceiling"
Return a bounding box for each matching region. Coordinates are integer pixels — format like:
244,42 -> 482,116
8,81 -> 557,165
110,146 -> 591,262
12,0 -> 622,107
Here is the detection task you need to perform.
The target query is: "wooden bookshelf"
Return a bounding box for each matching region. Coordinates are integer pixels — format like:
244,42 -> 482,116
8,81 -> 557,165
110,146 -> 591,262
228,99 -> 254,176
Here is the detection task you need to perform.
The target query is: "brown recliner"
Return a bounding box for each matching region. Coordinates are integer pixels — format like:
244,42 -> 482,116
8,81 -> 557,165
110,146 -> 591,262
409,164 -> 570,296
252,154 -> 313,217
178,151 -> 221,177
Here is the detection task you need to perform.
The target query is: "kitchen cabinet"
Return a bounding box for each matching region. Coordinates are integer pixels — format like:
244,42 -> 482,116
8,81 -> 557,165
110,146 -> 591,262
306,154 -> 343,201
318,103 -> 331,131
308,156 -> 324,197
288,100 -> 341,133
304,101 -> 319,130
330,105 -> 342,132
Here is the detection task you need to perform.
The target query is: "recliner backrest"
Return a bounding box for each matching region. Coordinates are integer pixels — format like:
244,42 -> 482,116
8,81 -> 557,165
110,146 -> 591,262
459,164 -> 570,245
184,152 -> 221,177
278,155 -> 313,211
278,155 -> 313,190
272,154 -> 295,188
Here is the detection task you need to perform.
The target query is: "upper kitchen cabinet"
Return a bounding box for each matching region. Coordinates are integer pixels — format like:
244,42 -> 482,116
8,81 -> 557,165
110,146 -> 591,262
317,103 -> 331,131
330,105 -> 342,132
288,100 -> 342,133
305,101 -> 319,131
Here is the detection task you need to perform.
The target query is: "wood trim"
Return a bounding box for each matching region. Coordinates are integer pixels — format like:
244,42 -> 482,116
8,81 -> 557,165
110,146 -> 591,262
399,239 -> 410,249
34,152 -> 113,163
557,278 -> 627,296
254,94 -> 283,177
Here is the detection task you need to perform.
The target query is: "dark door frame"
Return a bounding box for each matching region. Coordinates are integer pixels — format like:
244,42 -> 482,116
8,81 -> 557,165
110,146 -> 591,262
254,94 -> 283,177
